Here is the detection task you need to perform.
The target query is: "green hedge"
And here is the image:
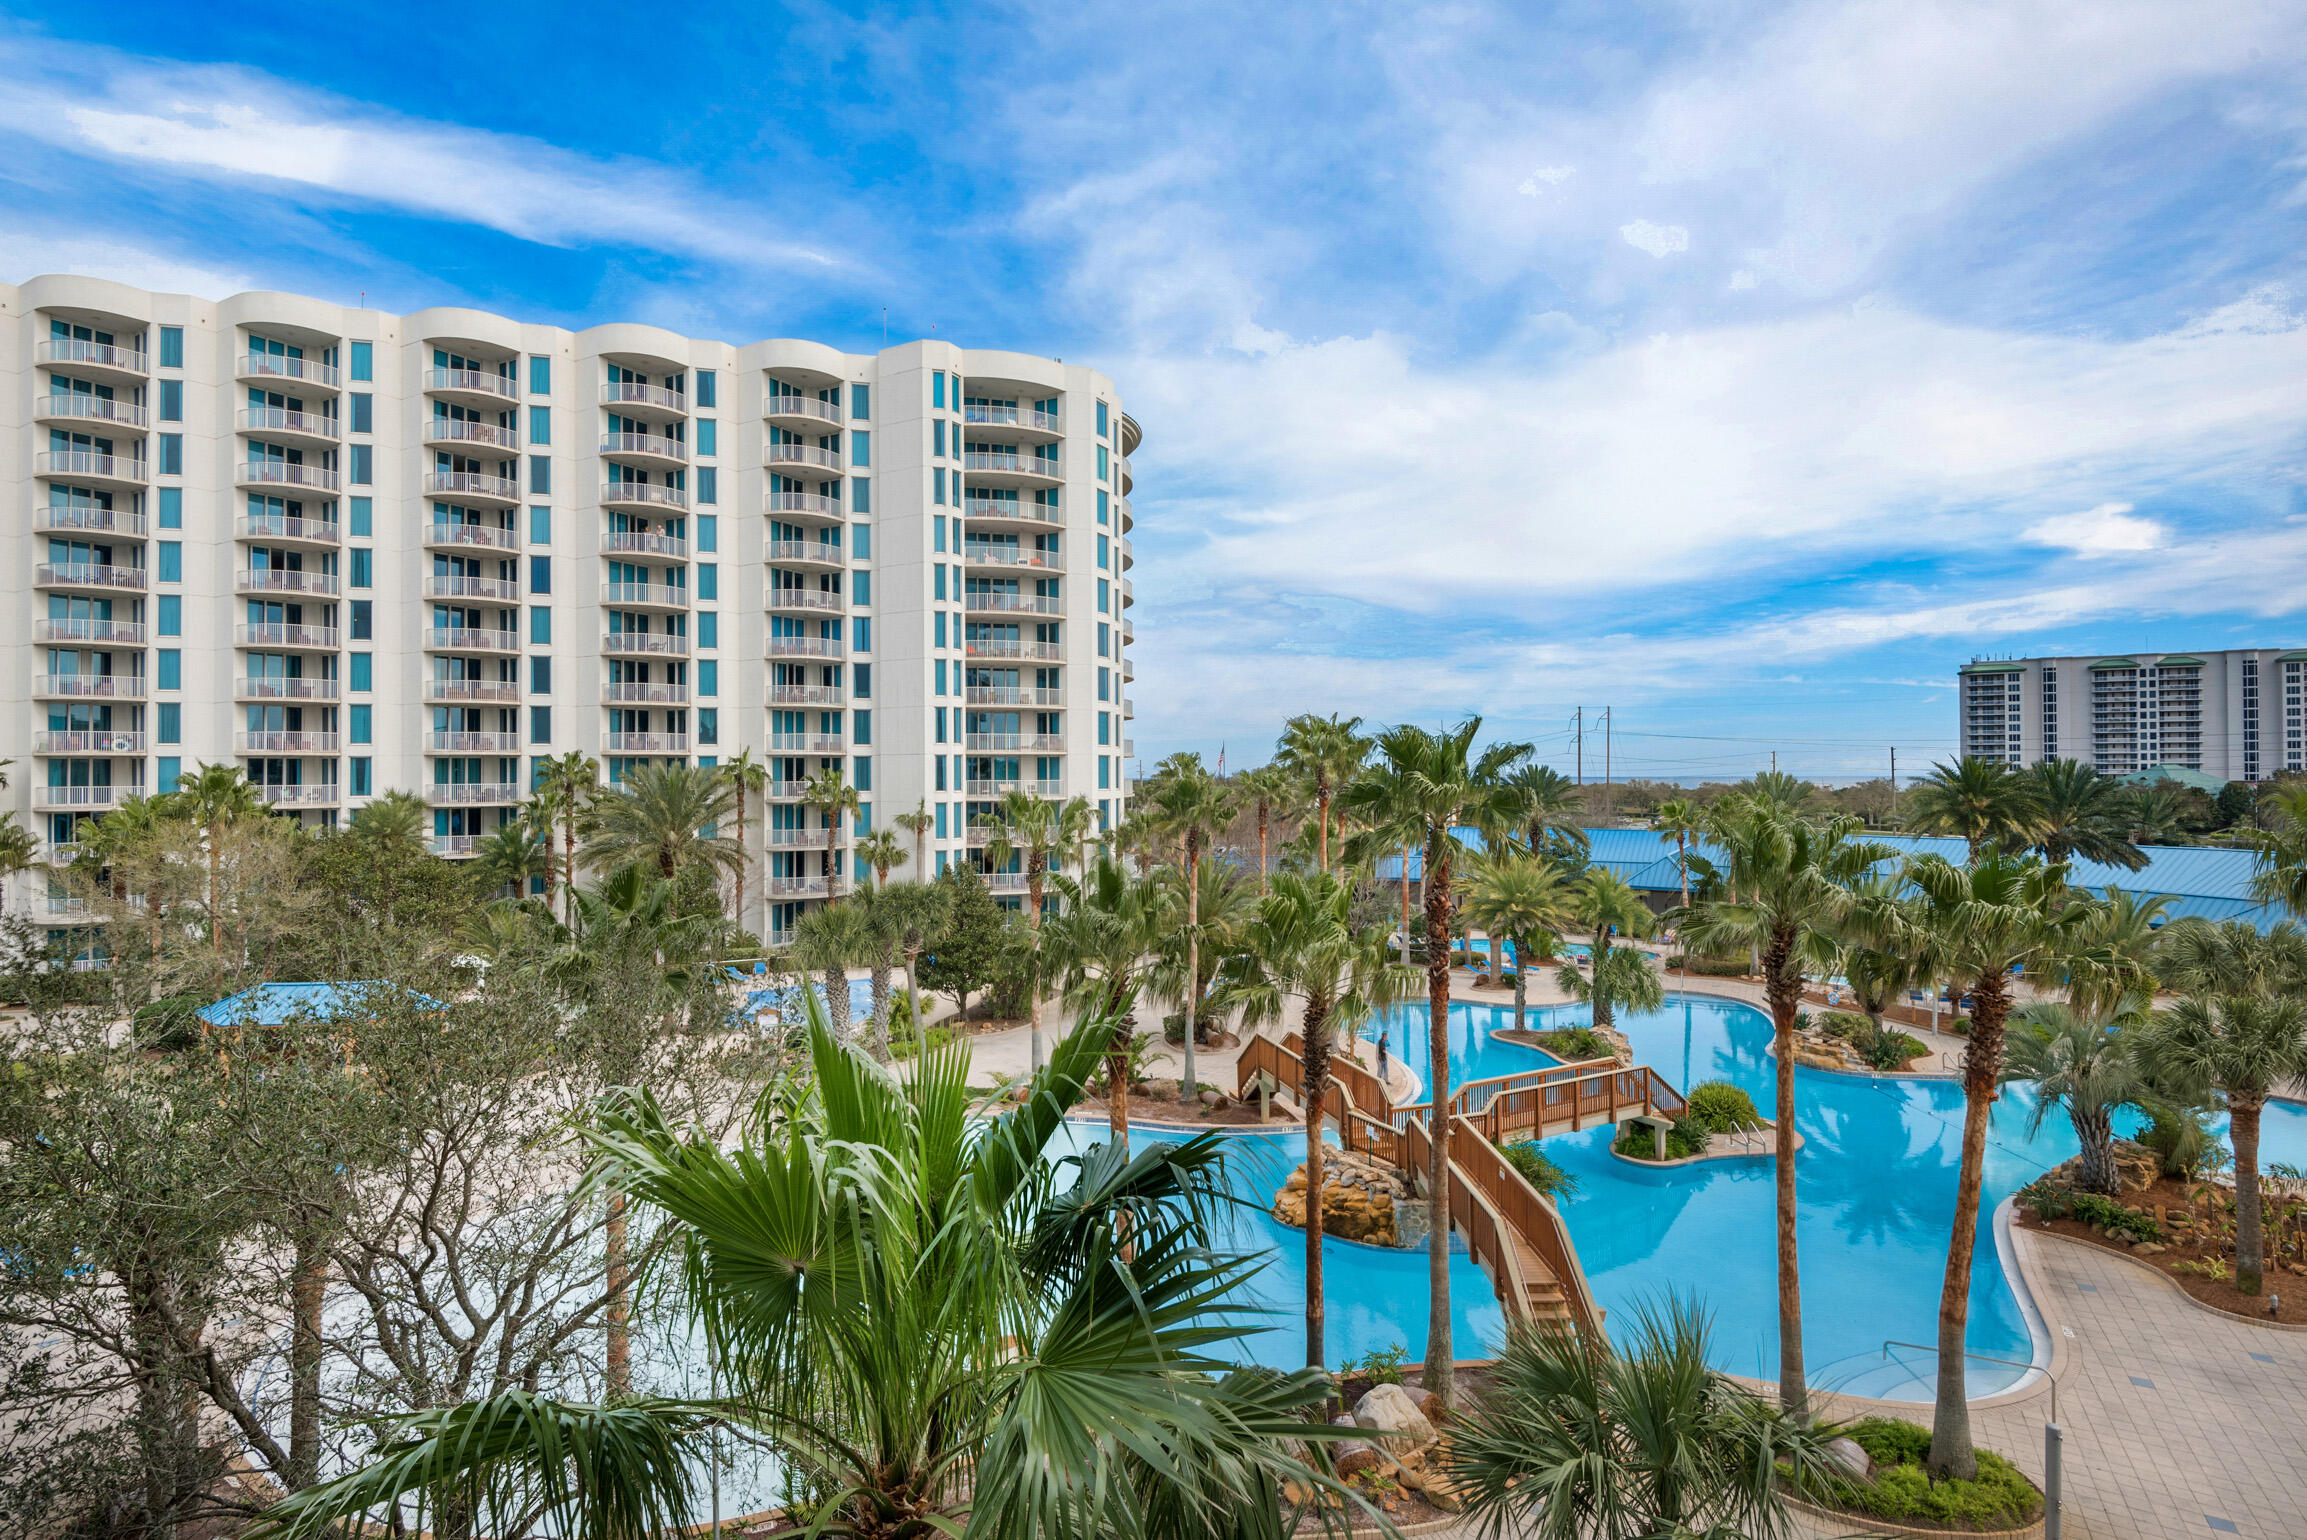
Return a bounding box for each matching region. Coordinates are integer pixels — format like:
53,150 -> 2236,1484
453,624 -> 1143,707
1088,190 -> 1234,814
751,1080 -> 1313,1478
1685,1080 -> 1762,1134
1808,1418 -> 2043,1531
1668,956 -> 1749,977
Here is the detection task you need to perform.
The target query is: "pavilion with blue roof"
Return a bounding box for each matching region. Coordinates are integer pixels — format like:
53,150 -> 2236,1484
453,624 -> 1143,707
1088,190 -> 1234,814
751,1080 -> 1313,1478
197,981 -> 448,1028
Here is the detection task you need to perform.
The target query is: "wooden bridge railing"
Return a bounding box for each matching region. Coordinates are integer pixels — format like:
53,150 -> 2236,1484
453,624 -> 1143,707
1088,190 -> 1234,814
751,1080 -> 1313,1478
1447,1115 -> 1602,1335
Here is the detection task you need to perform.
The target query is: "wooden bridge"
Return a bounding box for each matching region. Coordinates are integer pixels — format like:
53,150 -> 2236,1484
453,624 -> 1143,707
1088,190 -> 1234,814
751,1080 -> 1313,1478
1236,1031 -> 1688,1339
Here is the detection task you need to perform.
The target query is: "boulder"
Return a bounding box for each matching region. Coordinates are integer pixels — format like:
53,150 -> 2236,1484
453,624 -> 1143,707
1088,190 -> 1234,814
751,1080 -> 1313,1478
2134,1242 -> 2167,1256
1422,1475 -> 1465,1514
1352,1383 -> 1438,1453
1272,1146 -> 1415,1247
1824,1437 -> 1873,1482
1418,1391 -> 1448,1426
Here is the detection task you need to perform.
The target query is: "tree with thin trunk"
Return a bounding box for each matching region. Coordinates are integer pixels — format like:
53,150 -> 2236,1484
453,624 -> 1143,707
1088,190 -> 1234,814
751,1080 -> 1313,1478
1044,856 -> 1172,1149
721,748 -> 767,931
1276,713 -> 1368,875
1144,754 -> 1240,1102
978,791 -> 1096,1074
1904,757 -> 2045,864
1904,853 -> 2118,1477
2140,918 -> 2307,1297
1341,718 -> 1530,1403
1504,763 -> 1590,865
1555,869 -> 1661,1034
2246,783 -> 2307,918
0,813 -> 37,916
1459,851 -> 1576,1033
1216,871 -> 1418,1369
854,827 -> 906,890
802,766 -> 863,901
788,899 -> 866,1041
1677,806 -> 1896,1421
1652,797 -> 1704,911
2006,999 -> 2155,1197
533,751 -> 599,927
895,799 -> 934,878
1236,764 -> 1295,891
177,762 -> 263,978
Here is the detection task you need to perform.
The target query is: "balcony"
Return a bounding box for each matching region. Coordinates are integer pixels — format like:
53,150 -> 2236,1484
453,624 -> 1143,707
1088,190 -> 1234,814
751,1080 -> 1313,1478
33,784 -> 125,810
1118,498 -> 1133,533
424,627 -> 519,654
603,631 -> 691,657
767,589 -> 843,615
604,582 -> 691,611
598,380 -> 686,420
1120,577 -> 1134,606
1122,696 -> 1135,718
765,490 -> 844,523
424,419 -> 521,453
37,562 -> 147,593
34,618 -> 145,645
237,460 -> 341,495
963,544 -> 1063,572
38,394 -> 148,431
237,622 -> 340,650
601,481 -> 688,513
238,407 -> 340,444
766,442 -> 842,476
764,826 -> 836,850
604,680 -> 691,704
770,732 -> 846,755
985,872 -> 1032,895
236,569 -> 340,597
259,784 -> 341,808
39,335 -> 148,380
765,392 -> 842,429
966,733 -> 1065,753
425,367 -> 519,407
600,431 -> 689,468
1119,456 -> 1133,493
1121,618 -> 1136,645
962,401 -> 1062,438
1121,658 -> 1135,682
601,529 -> 689,560
606,732 -> 690,755
38,674 -> 145,700
426,783 -> 522,806
36,450 -> 147,489
425,732 -> 520,754
962,450 -> 1061,488
965,639 -> 1061,661
424,574 -> 521,603
765,538 -> 847,568
238,676 -> 339,702
964,592 -> 1063,616
431,835 -> 480,858
966,686 -> 1063,707
236,732 -> 340,754
424,470 -> 520,507
36,731 -> 146,755
423,521 -> 518,553
238,353 -> 341,392
426,678 -> 520,704
963,497 -> 1061,529
966,778 -> 1061,797
768,635 -> 843,659
764,875 -> 832,898
35,503 -> 146,539
769,683 -> 845,706
238,513 -> 341,548
1122,738 -> 1135,758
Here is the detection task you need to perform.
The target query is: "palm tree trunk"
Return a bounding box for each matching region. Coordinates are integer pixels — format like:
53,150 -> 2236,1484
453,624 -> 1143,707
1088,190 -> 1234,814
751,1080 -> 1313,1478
1028,859 -> 1046,1074
1399,845 -> 1413,968
869,959 -> 893,1061
1593,932 -> 1615,1031
1678,832 -> 1689,910
1317,785 -> 1331,874
1763,932 -> 1807,1422
1106,1005 -> 1133,1149
1422,833 -> 1455,1404
1513,955 -> 1527,1034
1302,997 -> 1331,1371
563,815 -> 577,929
208,826 -> 223,973
1928,984 -> 2008,1480
823,963 -> 852,1039
734,783 -> 748,935
2234,1094 -> 2267,1295
605,1189 -> 632,1399
2074,1106 -> 2118,1196
1257,805 -> 1270,892
288,1232 -> 326,1489
1183,842 -> 1200,1104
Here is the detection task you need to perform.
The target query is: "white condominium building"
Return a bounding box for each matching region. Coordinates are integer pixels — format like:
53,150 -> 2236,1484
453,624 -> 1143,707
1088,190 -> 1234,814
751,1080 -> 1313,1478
4,274 -> 1139,940
1957,648 -> 2305,782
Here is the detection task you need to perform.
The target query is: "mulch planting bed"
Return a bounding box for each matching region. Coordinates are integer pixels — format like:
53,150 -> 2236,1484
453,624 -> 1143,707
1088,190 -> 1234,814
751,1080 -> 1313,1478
2016,1173 -> 2307,1324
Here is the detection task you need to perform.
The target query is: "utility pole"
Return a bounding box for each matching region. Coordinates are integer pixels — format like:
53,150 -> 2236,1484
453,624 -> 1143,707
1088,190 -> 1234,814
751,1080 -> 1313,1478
1890,747 -> 1897,791
1603,706 -> 1613,821
1771,750 -> 1778,775
1575,707 -> 1583,785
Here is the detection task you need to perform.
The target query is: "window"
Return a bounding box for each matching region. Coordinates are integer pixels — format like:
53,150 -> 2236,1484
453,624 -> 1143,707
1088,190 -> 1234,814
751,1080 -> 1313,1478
851,477 -> 871,514
350,652 -> 372,691
1098,534 -> 1109,569
157,756 -> 182,793
699,659 -> 718,695
531,505 -> 552,544
936,707 -> 946,744
350,393 -> 373,433
351,548 -> 372,588
934,565 -> 947,601
936,801 -> 948,837
853,617 -> 871,652
1098,578 -> 1110,611
851,382 -> 870,419
696,419 -> 716,457
1099,757 -> 1111,790
348,443 -> 372,484
157,649 -> 181,690
933,466 -> 945,506
851,430 -> 870,467
350,496 -> 373,537
697,563 -> 717,601
1099,711 -> 1110,745
1097,490 -> 1109,525
1097,445 -> 1109,481
159,488 -> 183,529
530,757 -> 549,791
854,756 -> 871,792
1098,665 -> 1110,701
531,706 -> 552,743
351,599 -> 373,639
158,595 -> 182,637
350,704 -> 372,744
698,514 -> 717,552
933,371 -> 946,409
158,541 -> 182,582
934,611 -> 946,648
852,570 -> 870,606
529,455 -> 551,494
158,434 -> 183,475
699,707 -> 719,745
159,379 -> 183,421
697,611 -> 718,649
158,703 -> 181,744
528,406 -> 550,444
528,355 -> 551,395
349,757 -> 372,796
159,326 -> 184,368
350,341 -> 373,382
529,555 -> 551,594
531,656 -> 551,693
698,466 -> 718,504
1097,401 -> 1110,438
1098,621 -> 1110,657
853,523 -> 871,558
694,369 -> 716,408
530,605 -> 551,644
853,663 -> 871,698
854,709 -> 872,745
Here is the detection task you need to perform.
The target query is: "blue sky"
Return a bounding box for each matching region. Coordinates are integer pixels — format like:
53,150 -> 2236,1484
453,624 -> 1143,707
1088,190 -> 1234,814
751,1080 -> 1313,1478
9,0 -> 2307,781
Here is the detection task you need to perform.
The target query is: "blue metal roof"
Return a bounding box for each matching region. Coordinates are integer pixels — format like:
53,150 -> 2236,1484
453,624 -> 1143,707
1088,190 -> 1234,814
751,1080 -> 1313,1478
197,981 -> 446,1027
740,976 -> 876,1023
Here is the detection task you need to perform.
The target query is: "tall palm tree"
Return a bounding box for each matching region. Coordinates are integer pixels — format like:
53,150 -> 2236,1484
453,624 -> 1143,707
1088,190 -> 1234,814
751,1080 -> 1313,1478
470,818 -> 552,898
978,791 -> 1097,1074
1236,763 -> 1295,890
2124,784 -> 2194,846
1147,856 -> 1257,1072
1144,755 -> 1240,1101
721,748 -> 768,932
2028,758 -> 2147,869
1652,796 -> 1704,910
854,828 -> 906,889
1274,712 -> 1368,874
534,750 -> 599,926
347,789 -> 429,854
1904,853 -> 2120,1478
582,761 -> 743,887
802,766 -> 864,900
1340,717 -> 1529,1402
2142,918 -> 2307,1297
788,899 -> 867,1040
2061,886 -> 2174,1017
0,814 -> 36,917
2006,998 -> 2155,1197
177,761 -> 264,974
1505,763 -> 1590,864
256,1007 -> 1355,1540
1556,868 -> 1661,1035
894,799 -> 935,878
1043,857 -> 1173,1146
2247,783 -> 2307,918
1904,757 -> 2044,864
1833,870 -> 1928,1038
1459,852 -> 1577,1032
1735,769 -> 1818,814
1215,871 -> 1418,1368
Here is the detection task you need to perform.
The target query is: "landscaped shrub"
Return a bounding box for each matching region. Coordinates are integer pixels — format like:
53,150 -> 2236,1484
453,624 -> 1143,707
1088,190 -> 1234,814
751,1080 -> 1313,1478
1499,1140 -> 1581,1202
1531,1025 -> 1613,1061
133,992 -> 211,1052
1814,1417 -> 2043,1531
2068,1192 -> 2161,1243
1816,1011 -> 1873,1041
1685,1080 -> 1762,1134
1669,956 -> 1749,977
1858,1029 -> 1928,1071
1614,1116 -> 1709,1161
2139,1103 -> 2227,1179
2016,1178 -> 2073,1222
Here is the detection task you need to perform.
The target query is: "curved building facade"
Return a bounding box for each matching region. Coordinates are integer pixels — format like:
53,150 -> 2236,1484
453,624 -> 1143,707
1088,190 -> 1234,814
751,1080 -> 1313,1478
3,274 -> 1139,942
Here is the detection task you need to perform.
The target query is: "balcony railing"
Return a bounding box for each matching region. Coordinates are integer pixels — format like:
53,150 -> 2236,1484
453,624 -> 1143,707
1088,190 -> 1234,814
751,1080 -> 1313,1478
963,544 -> 1063,571
425,679 -> 519,703
603,632 -> 691,657
238,513 -> 341,545
964,639 -> 1062,661
767,589 -> 843,613
965,733 -> 1065,753
424,419 -> 520,451
41,394 -> 148,429
966,687 -> 1064,706
239,407 -> 340,439
765,875 -> 831,898
36,450 -> 146,483
37,562 -> 147,591
606,732 -> 690,755
765,393 -> 841,425
237,623 -> 341,649
239,677 -> 338,701
767,442 -> 843,474
600,381 -> 686,414
770,733 -> 846,755
766,538 -> 846,564
427,367 -> 518,401
238,460 -> 341,493
963,450 -> 1060,478
765,827 -> 836,849
39,674 -> 145,699
37,731 -> 146,754
600,431 -> 688,462
35,618 -> 146,645
39,337 -> 147,373
963,402 -> 1062,432
430,835 -> 481,858
425,732 -> 520,754
33,784 -> 124,810
424,627 -> 519,653
258,784 -> 341,807
768,683 -> 845,705
605,681 -> 690,704
36,503 -> 146,538
236,732 -> 340,754
242,353 -> 340,388
965,592 -> 1063,615
604,582 -> 690,608
426,783 -> 522,805
765,491 -> 843,520
768,635 -> 843,658
601,530 -> 689,559
236,569 -> 339,596
424,470 -> 520,503
424,574 -> 521,602
601,481 -> 688,510
964,498 -> 1061,524
423,522 -> 518,551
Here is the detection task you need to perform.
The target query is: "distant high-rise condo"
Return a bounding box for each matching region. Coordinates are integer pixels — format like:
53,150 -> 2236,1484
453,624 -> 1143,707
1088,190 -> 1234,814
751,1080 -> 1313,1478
5,274 -> 1140,940
1956,648 -> 2304,782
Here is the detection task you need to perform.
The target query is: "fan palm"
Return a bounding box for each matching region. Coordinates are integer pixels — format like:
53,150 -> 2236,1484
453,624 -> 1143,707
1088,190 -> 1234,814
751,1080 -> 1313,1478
1651,797 -> 1704,909
254,1006 -> 1358,1540
1505,763 -> 1590,864
470,818 -> 552,898
1274,713 -> 1368,874
1554,869 -> 1661,1035
1734,769 -> 1818,815
1338,717 -> 1530,1401
802,766 -> 864,900
533,751 -> 600,926
2123,784 -> 2194,846
1459,852 -> 1577,1032
177,761 -> 265,973
978,792 -> 1098,1073
2060,887 -> 2174,1016
2027,759 -> 2146,869
787,899 -> 868,1040
1236,764 -> 1296,890
1215,871 -> 1419,1368
1904,757 -> 2044,864
0,814 -> 37,917
2247,784 -> 2307,919
1144,756 -> 1240,1099
1043,857 -> 1174,1146
1832,871 -> 1928,1038
581,761 -> 742,888
854,827 -> 907,889
895,800 -> 935,879
1147,856 -> 1258,1076
2006,999 -> 2154,1197
347,789 -> 429,855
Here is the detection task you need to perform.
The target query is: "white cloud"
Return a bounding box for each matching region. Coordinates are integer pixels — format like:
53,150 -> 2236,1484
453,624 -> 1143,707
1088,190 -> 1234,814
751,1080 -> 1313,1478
1728,269 -> 1759,291
0,227 -> 254,298
2023,502 -> 2167,554
1518,165 -> 1575,194
1618,219 -> 1689,257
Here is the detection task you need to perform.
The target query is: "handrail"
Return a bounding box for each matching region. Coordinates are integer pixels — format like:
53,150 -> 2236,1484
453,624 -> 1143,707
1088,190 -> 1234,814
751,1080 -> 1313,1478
1445,1143 -> 1534,1321
1448,1115 -> 1602,1336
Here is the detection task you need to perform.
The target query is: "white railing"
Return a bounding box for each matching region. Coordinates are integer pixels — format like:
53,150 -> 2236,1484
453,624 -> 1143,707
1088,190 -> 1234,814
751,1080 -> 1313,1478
257,784 -> 341,807
242,353 -> 340,388
424,575 -> 520,602
34,785 -> 125,810
768,589 -> 843,613
766,491 -> 843,519
965,733 -> 1065,752
37,731 -> 146,754
601,481 -> 687,509
237,623 -> 341,648
963,451 -> 1060,477
425,732 -> 520,753
430,836 -> 481,857
427,367 -> 518,400
963,402 -> 1061,432
423,522 -> 517,551
240,407 -> 340,439
768,635 -> 843,658
964,639 -> 1062,661
37,450 -> 147,482
603,632 -> 691,656
425,419 -> 520,450
606,733 -> 690,754
964,498 -> 1060,524
236,569 -> 339,596
765,827 -> 834,849
425,679 -> 519,703
40,674 -> 145,699
426,783 -> 522,805
40,337 -> 147,373
236,732 -> 339,753
42,395 -> 148,428
604,582 -> 690,608
34,619 -> 145,644
37,562 -> 147,591
238,460 -> 340,492
604,681 -> 690,704
36,504 -> 146,537
238,514 -> 341,544
764,393 -> 841,425
963,545 -> 1063,570
765,876 -> 831,897
964,592 -> 1063,615
766,538 -> 846,563
601,530 -> 689,558
770,733 -> 846,754
769,684 -> 845,705
424,627 -> 519,652
966,687 -> 1063,706
600,381 -> 686,414
600,431 -> 688,461
239,677 -> 338,700
425,471 -> 520,502
767,442 -> 842,473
